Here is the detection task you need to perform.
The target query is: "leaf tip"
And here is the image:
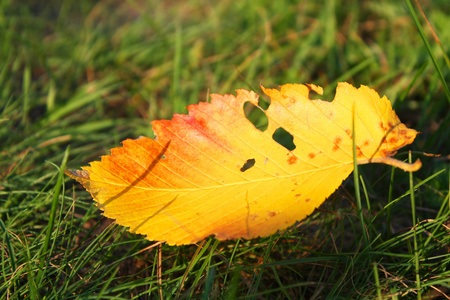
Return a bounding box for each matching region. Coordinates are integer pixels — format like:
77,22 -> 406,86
65,169 -> 90,180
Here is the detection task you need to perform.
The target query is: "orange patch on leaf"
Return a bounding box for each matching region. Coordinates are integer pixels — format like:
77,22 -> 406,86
356,146 -> 364,158
389,137 -> 399,144
332,136 -> 342,151
344,128 -> 352,138
287,156 -> 298,165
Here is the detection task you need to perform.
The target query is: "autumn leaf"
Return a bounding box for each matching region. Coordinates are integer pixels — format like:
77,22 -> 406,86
66,82 -> 420,245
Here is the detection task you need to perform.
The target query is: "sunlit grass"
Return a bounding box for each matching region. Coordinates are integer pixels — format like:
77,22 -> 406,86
1,0 -> 449,298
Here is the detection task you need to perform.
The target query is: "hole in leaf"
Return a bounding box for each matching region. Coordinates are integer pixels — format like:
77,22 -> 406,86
308,89 -> 323,100
240,158 -> 256,172
309,86 -> 331,101
244,102 -> 268,132
272,127 -> 296,151
258,94 -> 271,110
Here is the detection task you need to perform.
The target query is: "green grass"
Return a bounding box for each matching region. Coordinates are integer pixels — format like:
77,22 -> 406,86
1,0 -> 449,299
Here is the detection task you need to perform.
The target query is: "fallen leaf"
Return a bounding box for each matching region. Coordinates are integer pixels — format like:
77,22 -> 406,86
66,82 -> 421,245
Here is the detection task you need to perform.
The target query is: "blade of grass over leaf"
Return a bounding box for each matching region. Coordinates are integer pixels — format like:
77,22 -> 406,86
352,106 -> 368,248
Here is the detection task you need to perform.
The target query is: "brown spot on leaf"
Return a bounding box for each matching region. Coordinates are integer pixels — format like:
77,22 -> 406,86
295,194 -> 301,197
363,139 -> 370,147
268,211 -> 277,217
332,136 -> 342,151
388,137 -> 399,144
344,128 -> 352,138
249,214 -> 259,221
308,152 -> 316,159
356,146 -> 364,158
287,156 -> 298,165
305,198 -> 311,202
379,149 -> 388,157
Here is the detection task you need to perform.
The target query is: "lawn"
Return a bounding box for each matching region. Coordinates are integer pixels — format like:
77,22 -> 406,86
1,0 -> 449,299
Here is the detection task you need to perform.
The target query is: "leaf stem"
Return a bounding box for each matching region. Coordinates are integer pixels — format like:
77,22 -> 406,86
357,157 -> 421,172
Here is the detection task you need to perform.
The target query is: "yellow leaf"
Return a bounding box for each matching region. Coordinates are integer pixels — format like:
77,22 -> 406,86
66,82 -> 420,245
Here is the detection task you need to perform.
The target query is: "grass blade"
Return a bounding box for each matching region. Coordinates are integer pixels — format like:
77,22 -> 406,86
37,146 -> 70,286
409,151 -> 422,300
404,0 -> 450,104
